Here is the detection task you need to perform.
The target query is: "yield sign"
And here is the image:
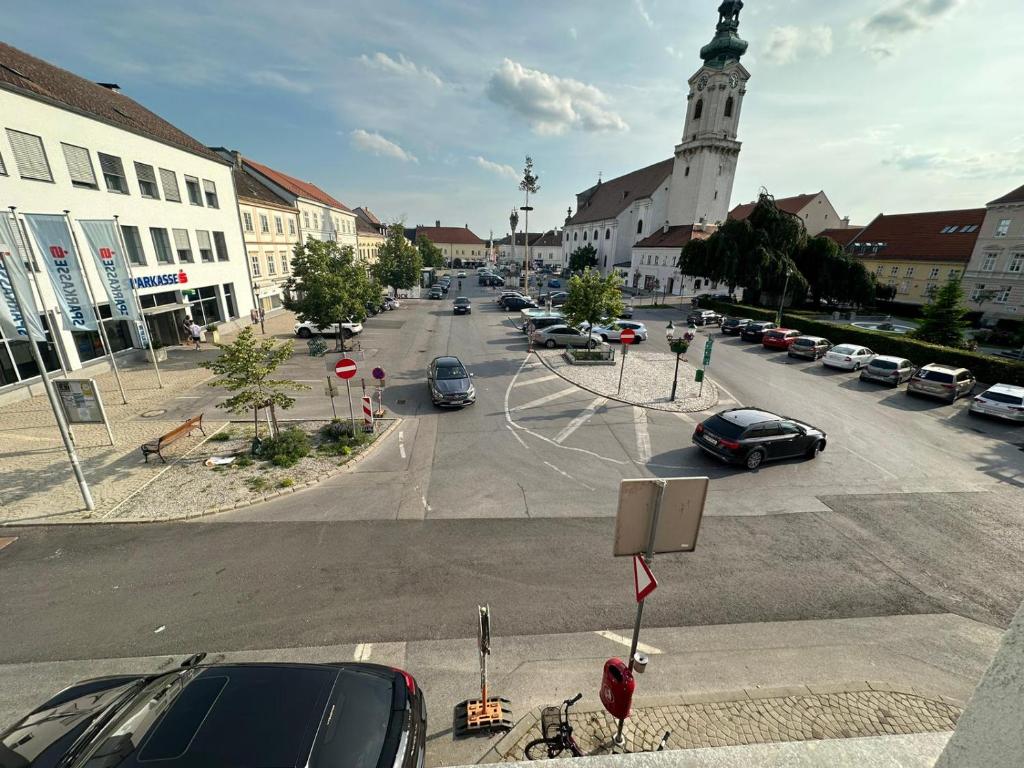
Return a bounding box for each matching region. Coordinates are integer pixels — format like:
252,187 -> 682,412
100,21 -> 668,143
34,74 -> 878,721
633,555 -> 657,602
335,358 -> 357,379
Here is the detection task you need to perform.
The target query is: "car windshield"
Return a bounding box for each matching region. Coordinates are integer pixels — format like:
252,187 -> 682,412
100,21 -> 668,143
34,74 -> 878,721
436,365 -> 467,379
918,369 -> 954,383
703,414 -> 746,439
980,391 -> 1022,404
791,338 -> 814,346
454,298 -> 469,304
872,360 -> 897,370
832,345 -> 858,354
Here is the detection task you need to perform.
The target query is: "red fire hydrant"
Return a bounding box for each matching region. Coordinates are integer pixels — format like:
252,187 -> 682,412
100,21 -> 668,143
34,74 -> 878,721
599,658 -> 636,719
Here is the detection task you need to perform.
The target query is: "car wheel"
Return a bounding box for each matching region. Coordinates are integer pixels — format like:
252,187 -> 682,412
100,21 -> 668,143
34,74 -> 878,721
545,339 -> 556,349
587,340 -> 598,349
296,327 -> 312,339
342,328 -> 353,339
600,334 -> 609,343
745,449 -> 766,471
806,440 -> 824,459
859,372 -> 867,381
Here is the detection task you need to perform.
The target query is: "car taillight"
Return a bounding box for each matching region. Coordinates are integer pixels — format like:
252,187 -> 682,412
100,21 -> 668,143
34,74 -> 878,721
392,667 -> 417,695
695,423 -> 704,434
844,357 -> 852,362
719,438 -> 740,450
889,372 -> 899,378
942,383 -> 955,389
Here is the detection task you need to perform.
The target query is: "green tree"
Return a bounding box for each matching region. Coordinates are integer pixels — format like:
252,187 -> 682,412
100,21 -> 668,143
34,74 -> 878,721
874,278 -> 897,303
911,276 -> 970,348
568,244 -> 598,272
284,239 -> 375,350
793,236 -> 875,307
416,234 -> 444,270
562,268 -> 624,346
372,223 -> 422,295
200,327 -> 308,438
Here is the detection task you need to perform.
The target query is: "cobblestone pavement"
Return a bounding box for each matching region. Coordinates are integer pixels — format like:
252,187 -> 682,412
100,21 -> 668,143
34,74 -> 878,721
534,347 -> 719,413
498,689 -> 960,759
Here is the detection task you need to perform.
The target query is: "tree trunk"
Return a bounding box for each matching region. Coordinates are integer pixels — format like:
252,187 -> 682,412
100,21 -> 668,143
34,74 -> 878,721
253,406 -> 259,439
269,402 -> 281,438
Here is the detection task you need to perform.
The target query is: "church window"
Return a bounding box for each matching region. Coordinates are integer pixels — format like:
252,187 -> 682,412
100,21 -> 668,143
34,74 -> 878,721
636,219 -> 643,234
684,166 -> 690,177
573,232 -> 577,241
583,231 -> 587,241
693,99 -> 703,120
605,228 -> 611,239
594,230 -> 599,240
714,190 -> 718,199
724,96 -> 734,117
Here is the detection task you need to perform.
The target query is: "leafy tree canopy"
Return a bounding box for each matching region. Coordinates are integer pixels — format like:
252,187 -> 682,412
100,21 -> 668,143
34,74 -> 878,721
792,235 -> 875,307
568,244 -> 598,272
562,268 -> 624,344
372,223 -> 422,294
284,239 -> 377,339
416,234 -> 445,270
911,276 -> 970,348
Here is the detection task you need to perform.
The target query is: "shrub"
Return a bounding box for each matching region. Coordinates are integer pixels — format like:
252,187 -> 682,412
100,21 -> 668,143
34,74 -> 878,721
233,454 -> 254,468
209,430 -> 233,442
246,476 -> 271,492
260,427 -> 311,468
278,477 -> 295,488
320,419 -> 355,441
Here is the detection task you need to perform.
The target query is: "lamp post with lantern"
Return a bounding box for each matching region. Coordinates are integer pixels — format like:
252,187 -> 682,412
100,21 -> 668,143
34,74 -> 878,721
665,320 -> 695,402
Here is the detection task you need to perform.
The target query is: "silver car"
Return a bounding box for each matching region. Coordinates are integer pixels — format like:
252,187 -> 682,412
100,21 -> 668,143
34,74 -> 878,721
906,363 -> 975,403
860,356 -> 915,386
969,383 -> 1024,422
531,324 -> 598,349
428,355 -> 475,407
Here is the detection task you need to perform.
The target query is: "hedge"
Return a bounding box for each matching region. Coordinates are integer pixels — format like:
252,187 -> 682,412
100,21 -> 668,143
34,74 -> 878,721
700,299 -> 1024,386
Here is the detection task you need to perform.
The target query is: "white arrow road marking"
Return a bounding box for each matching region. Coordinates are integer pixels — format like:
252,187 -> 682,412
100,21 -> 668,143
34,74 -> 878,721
398,431 -> 406,459
555,397 -> 607,444
511,386 -> 579,413
594,630 -> 662,655
633,406 -> 651,464
354,643 -> 373,661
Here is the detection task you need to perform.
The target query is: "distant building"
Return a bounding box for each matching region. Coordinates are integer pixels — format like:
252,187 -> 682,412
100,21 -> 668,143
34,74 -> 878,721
353,207 -> 386,266
496,231 -> 545,266
629,224 -> 718,295
847,209 -> 985,306
531,230 -> 563,269
818,227 -> 862,248
415,222 -> 486,267
729,191 -> 846,236
960,183 -> 1024,322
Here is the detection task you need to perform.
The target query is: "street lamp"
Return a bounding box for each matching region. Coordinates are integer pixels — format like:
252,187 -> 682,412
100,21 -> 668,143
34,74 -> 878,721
776,268 -> 792,326
666,321 -> 692,402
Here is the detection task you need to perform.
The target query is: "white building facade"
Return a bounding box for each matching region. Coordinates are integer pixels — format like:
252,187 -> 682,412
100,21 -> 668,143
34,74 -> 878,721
961,183 -> 1024,323
0,45 -> 252,400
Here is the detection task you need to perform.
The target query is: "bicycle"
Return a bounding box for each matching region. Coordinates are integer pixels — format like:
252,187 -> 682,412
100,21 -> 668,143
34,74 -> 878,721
525,693 -> 583,759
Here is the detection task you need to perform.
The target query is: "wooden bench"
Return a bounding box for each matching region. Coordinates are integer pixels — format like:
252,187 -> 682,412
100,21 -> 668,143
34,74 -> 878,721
141,414 -> 206,463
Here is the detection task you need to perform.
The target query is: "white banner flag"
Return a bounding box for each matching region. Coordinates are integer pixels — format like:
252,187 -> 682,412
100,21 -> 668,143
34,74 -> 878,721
0,214 -> 47,342
24,213 -> 97,331
77,219 -> 141,324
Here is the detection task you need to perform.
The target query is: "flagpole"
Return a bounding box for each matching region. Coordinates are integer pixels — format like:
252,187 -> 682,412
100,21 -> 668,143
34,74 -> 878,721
2,215 -> 94,512
113,215 -> 163,388
63,210 -> 128,405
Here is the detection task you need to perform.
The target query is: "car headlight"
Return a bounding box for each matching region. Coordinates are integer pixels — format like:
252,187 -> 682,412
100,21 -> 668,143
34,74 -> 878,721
467,384 -> 476,396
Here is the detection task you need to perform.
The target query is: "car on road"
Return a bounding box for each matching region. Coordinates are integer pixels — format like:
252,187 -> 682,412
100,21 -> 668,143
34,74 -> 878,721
294,319 -> 363,339
538,291 -> 569,306
740,321 -> 777,341
428,355 -> 475,407
427,286 -> 444,300
503,295 -> 538,311
523,314 -> 567,334
617,305 -> 635,319
822,344 -> 876,370
860,356 -> 916,386
687,309 -> 721,326
453,296 -> 471,314
479,273 -> 504,286
548,278 -> 561,288
907,363 -> 976,403
692,408 -> 827,470
762,328 -> 801,350
457,271 -> 467,278
383,296 -> 400,310
787,336 -> 832,360
969,383 -> 1024,422
0,656 -> 426,768
582,320 -> 648,343
721,317 -> 754,336
531,324 -> 599,349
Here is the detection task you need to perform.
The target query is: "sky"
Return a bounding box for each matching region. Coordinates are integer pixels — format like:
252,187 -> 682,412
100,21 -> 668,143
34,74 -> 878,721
6,0 -> 1023,237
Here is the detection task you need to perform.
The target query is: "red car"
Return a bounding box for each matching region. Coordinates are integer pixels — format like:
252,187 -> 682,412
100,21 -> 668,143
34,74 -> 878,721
762,328 -> 801,350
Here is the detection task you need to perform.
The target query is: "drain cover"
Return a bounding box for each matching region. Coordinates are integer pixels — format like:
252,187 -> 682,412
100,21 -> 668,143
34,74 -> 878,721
140,409 -> 167,417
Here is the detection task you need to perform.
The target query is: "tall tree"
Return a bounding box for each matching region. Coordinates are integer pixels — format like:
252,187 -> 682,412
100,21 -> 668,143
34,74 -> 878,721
200,327 -> 308,438
372,223 -> 422,295
519,156 -> 540,275
568,244 -> 598,272
416,234 -> 445,270
911,276 -> 970,348
793,236 -> 875,307
284,239 -> 375,350
562,268 -> 624,346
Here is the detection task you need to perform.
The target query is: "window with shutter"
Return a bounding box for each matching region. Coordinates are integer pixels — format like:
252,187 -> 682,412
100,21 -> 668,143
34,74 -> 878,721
202,179 -> 219,208
6,129 -> 53,181
150,228 -> 174,264
213,231 -> 229,261
120,225 -> 147,266
173,229 -> 193,262
159,168 -> 181,202
98,153 -> 129,193
0,149 -> 6,175
61,143 -> 97,188
197,230 -> 214,262
184,176 -> 203,206
134,162 -> 160,199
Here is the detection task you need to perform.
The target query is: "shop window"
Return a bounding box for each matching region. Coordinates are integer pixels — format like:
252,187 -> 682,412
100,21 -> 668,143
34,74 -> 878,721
222,283 -> 237,319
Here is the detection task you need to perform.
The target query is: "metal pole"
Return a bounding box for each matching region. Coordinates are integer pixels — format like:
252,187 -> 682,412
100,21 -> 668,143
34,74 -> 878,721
328,376 -> 337,419
91,378 -> 115,446
524,193 -> 530,293
776,270 -> 791,326
699,372 -> 705,398
64,212 -> 128,405
617,345 -> 627,394
4,251 -> 94,511
114,215 -> 163,388
346,378 -> 356,434
671,353 -> 680,402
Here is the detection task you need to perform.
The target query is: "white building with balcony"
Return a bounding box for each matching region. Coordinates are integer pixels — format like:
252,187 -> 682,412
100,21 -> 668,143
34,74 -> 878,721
961,183 -> 1024,323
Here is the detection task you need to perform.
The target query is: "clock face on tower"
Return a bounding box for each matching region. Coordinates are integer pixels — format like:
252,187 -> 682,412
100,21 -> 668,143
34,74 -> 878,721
728,74 -> 739,89
697,74 -> 709,91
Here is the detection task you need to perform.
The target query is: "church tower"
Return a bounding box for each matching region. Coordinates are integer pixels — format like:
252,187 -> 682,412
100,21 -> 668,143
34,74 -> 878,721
666,0 -> 750,228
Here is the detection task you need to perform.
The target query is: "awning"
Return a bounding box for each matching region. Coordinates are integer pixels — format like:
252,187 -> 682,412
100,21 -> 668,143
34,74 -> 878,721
142,302 -> 188,316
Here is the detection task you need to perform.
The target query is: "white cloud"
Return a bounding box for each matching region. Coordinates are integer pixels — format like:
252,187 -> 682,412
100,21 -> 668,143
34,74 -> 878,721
633,0 -> 653,28
569,26 -> 578,40
248,70 -> 312,93
885,143 -> 1024,180
665,45 -> 684,59
350,129 -> 418,163
762,25 -> 833,65
472,156 -> 519,181
486,59 -> 628,136
858,0 -> 966,59
358,51 -> 443,87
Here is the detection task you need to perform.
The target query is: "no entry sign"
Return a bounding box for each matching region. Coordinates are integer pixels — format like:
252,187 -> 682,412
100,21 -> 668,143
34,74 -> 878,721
335,357 -> 357,379
619,328 -> 636,345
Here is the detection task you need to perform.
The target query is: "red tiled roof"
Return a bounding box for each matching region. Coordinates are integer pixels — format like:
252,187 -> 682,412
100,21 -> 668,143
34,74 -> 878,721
233,168 -> 293,208
849,209 -> 986,263
634,225 -> 713,249
354,206 -> 381,225
532,230 -> 562,247
416,226 -> 485,245
244,157 -> 351,212
729,193 -> 819,222
817,227 -> 862,247
0,42 -> 223,163
568,159 -> 674,226
988,183 -> 1024,206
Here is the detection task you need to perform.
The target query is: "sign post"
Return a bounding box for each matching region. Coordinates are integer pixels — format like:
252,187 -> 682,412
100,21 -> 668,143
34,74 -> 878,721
454,604 -> 514,736
617,328 -> 635,395
334,357 -> 357,434
325,377 -> 338,419
55,378 -> 114,446
372,366 -> 386,417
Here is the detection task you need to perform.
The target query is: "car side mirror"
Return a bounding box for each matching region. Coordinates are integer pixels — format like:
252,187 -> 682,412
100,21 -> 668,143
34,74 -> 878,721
469,372 -> 475,377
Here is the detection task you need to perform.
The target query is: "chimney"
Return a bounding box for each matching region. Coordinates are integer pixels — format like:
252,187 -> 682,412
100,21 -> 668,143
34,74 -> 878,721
232,150 -> 242,169
465,223 -> 468,229
96,82 -> 120,93
662,220 -> 670,234
842,216 -> 851,228
435,220 -> 440,228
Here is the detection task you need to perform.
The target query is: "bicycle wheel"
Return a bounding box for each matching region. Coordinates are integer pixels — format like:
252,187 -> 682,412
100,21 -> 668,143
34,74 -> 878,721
525,738 -> 563,760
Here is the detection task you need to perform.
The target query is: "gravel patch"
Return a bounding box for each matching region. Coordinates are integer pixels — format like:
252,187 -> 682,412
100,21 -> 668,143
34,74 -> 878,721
536,347 -> 719,413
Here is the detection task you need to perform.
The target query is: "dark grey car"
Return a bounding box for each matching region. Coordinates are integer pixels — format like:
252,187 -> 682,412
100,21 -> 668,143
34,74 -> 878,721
428,355 -> 475,407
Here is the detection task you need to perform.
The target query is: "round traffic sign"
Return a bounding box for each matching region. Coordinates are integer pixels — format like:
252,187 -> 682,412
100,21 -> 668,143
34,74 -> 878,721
334,357 -> 357,379
372,366 -> 386,380
619,328 -> 636,345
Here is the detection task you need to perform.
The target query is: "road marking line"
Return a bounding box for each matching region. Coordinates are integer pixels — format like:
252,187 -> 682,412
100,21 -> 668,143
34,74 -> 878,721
555,397 -> 607,444
174,396 -> 202,399
515,373 -> 560,387
543,460 -> 594,490
506,424 -> 528,448
354,643 -> 373,661
840,445 -> 898,480
633,406 -> 652,464
595,630 -> 662,655
421,495 -> 432,513
672,411 -> 697,425
512,386 -> 578,413
398,431 -> 406,459
154,625 -> 166,634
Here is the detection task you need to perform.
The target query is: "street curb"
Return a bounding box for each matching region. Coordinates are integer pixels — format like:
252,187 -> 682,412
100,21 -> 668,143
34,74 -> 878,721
478,681 -> 965,762
531,350 -> 720,414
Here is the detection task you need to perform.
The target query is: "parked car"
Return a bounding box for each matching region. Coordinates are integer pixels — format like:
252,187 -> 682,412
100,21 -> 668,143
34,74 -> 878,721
740,321 -> 777,341
582,320 -> 649,343
787,336 -> 831,360
860,356 -> 916,386
523,315 -> 567,335
762,328 -> 801,350
538,291 -> 569,306
428,355 -> 475,407
969,383 -> 1024,422
907,363 -> 976,403
531,324 -> 599,349
383,296 -> 400,310
687,309 -> 721,326
294,319 -> 363,338
0,658 -> 426,768
721,317 -> 754,336
503,295 -> 538,311
822,344 -> 876,370
457,271 -> 467,278
497,291 -> 525,306
453,296 -> 471,315
428,286 -> 444,300
617,305 -> 635,320
692,408 -> 827,471
548,278 -> 561,288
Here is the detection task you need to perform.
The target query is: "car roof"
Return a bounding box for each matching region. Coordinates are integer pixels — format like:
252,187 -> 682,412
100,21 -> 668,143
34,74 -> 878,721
749,320 -> 774,326
919,363 -> 964,372
454,296 -> 470,301
767,327 -> 797,333
793,335 -> 827,342
433,356 -> 463,366
985,383 -> 1024,395
716,407 -> 781,426
872,355 -> 910,363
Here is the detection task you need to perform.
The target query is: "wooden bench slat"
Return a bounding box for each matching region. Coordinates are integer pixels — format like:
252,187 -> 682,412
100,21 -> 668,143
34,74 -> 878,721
141,414 -> 205,463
